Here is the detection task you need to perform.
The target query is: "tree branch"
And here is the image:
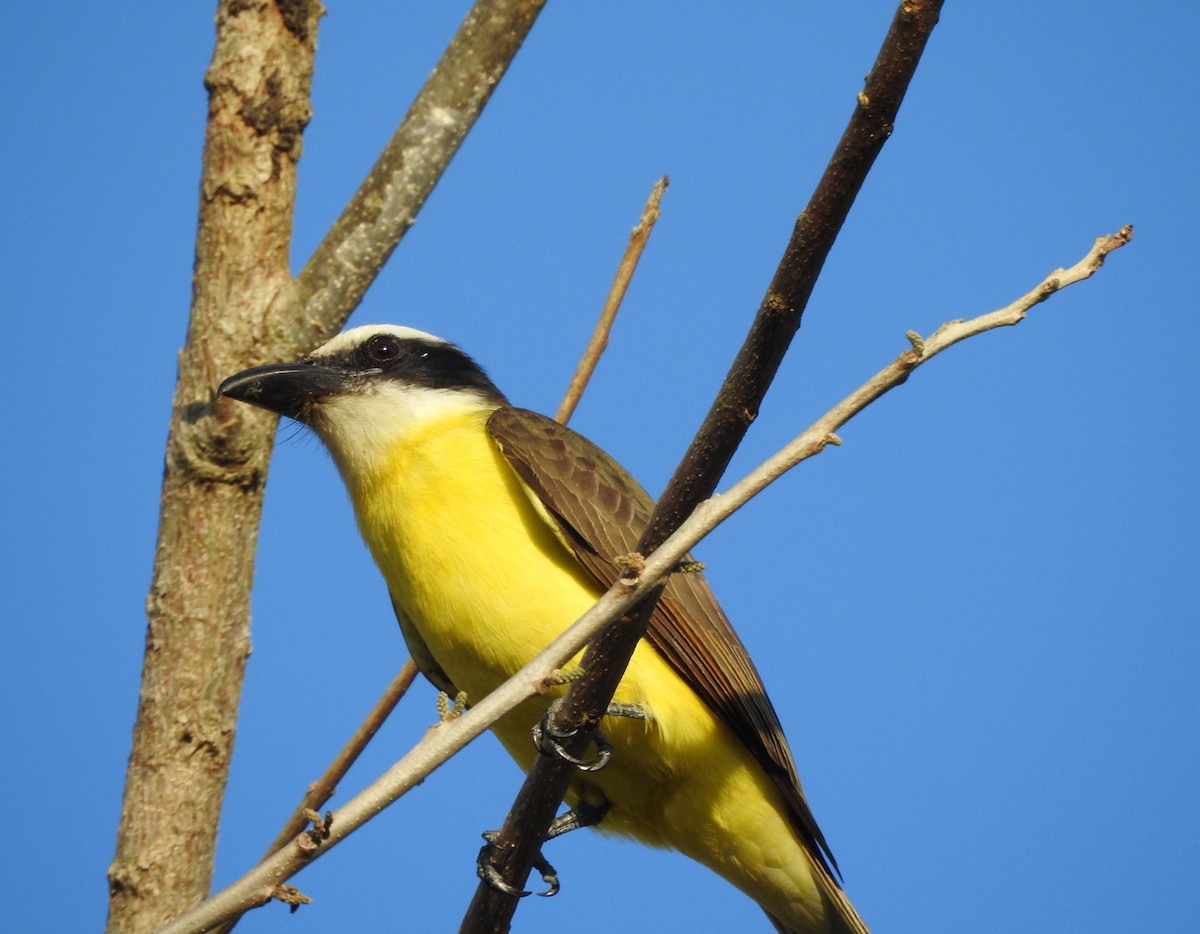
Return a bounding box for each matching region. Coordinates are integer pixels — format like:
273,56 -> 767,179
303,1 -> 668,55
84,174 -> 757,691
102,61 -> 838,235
461,2 -> 945,928
152,224 -> 1130,934
280,0 -> 548,347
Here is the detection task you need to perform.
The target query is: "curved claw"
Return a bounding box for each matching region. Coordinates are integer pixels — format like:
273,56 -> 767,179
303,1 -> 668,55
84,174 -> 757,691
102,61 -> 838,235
530,702 -> 613,772
536,726 -> 612,772
532,852 -> 560,897
477,854 -> 530,898
572,730 -> 612,772
476,832 -> 530,897
477,831 -> 560,898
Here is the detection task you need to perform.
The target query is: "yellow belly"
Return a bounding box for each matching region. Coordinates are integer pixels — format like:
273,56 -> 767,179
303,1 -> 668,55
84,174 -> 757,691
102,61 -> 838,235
345,409 -> 825,927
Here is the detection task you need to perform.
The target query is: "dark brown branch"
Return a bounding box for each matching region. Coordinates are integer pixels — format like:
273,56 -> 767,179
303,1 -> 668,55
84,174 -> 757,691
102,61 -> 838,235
460,2 -> 944,930
649,0 -> 944,543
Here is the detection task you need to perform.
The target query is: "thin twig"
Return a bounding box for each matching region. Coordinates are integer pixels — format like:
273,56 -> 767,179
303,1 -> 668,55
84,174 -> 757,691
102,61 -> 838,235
264,660 -> 419,856
151,226 -> 1130,934
209,660 -> 420,934
555,176 -> 669,425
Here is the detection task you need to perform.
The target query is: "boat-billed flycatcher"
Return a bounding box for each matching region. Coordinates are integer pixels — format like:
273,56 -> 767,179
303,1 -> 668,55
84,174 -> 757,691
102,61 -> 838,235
220,325 -> 869,933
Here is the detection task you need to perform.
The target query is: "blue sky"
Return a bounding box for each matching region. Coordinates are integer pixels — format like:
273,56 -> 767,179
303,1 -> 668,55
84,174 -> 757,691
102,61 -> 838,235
4,2 -> 1196,932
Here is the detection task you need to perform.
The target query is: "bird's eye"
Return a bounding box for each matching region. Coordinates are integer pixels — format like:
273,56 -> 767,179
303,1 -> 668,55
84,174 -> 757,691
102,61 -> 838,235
365,334 -> 403,364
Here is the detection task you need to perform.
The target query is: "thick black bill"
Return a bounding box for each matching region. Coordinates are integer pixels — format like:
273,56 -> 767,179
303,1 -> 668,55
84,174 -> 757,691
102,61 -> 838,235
218,362 -> 351,422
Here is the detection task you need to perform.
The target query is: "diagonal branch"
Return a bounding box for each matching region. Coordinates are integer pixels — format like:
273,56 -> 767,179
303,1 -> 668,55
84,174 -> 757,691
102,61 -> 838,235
556,176 -> 669,425
461,2 -> 945,928
280,0 -> 549,347
151,224 -> 1131,934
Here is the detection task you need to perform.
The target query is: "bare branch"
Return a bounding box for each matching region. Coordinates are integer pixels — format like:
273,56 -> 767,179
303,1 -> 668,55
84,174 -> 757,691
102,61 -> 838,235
462,2 -> 945,926
265,659 -> 419,856
913,226 -> 1135,357
152,225 -> 1130,934
556,176 -> 669,425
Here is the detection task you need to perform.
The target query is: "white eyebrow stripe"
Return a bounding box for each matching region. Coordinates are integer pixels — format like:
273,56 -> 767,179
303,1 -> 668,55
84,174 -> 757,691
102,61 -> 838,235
313,325 -> 448,359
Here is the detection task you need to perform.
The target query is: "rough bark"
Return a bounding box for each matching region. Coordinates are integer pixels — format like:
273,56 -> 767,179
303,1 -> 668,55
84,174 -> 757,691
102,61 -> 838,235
106,3 -> 321,931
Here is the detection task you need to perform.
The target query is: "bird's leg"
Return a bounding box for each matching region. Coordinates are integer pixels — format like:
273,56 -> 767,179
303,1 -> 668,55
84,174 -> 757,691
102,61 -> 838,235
476,799 -> 610,898
602,701 -> 650,721
530,697 -> 650,772
478,675 -> 646,896
545,797 -> 610,840
476,830 -> 561,898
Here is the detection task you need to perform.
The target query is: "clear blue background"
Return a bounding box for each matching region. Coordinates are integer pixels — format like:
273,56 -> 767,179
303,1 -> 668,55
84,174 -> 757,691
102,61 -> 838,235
4,2 -> 1196,931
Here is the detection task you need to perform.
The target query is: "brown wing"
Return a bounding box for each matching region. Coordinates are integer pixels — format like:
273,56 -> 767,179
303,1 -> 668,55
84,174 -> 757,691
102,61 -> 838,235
486,406 -> 840,878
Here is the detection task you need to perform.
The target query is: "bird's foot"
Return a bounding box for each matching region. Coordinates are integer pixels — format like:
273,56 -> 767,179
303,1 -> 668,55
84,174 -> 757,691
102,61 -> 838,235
531,698 -> 648,772
475,800 -> 609,898
545,799 -> 610,840
476,830 -> 560,898
436,690 -> 468,721
545,665 -> 584,686
531,707 -> 612,772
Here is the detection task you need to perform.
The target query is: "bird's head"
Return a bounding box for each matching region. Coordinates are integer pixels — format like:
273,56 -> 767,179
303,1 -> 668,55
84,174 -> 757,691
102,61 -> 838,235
219,324 -> 507,467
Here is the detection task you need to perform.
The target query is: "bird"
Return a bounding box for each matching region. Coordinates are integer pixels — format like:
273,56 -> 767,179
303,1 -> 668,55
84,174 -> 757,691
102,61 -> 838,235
219,324 -> 869,933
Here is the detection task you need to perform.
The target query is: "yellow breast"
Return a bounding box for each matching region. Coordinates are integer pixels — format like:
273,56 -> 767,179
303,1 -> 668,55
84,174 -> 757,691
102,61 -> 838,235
335,406 -> 826,924
347,407 -> 600,695
341,407 -> 695,833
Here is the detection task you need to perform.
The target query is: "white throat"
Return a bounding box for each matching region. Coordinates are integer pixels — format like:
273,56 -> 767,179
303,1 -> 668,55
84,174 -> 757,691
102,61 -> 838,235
313,381 -> 495,476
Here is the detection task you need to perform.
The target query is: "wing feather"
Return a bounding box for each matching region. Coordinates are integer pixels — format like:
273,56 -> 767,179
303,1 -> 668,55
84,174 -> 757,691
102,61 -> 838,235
486,406 -> 839,878
390,594 -> 459,698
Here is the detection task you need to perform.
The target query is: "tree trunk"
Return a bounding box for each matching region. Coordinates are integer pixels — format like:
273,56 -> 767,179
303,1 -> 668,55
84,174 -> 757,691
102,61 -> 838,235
106,3 -> 321,930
